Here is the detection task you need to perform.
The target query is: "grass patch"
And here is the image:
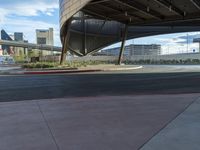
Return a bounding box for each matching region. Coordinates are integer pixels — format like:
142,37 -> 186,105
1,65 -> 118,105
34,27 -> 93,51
22,62 -> 58,69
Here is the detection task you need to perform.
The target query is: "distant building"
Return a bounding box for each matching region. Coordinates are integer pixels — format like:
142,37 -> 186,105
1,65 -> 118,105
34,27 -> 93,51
1,29 -> 13,54
101,44 -> 161,56
1,29 -> 28,59
36,28 -> 54,45
13,32 -> 27,57
36,28 -> 54,56
14,32 -> 23,41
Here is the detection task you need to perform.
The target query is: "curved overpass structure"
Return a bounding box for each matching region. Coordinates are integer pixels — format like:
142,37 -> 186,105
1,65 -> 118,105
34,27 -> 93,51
59,0 -> 200,64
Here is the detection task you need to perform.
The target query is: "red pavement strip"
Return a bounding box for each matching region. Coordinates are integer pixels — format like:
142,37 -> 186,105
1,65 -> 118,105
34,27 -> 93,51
23,69 -> 102,75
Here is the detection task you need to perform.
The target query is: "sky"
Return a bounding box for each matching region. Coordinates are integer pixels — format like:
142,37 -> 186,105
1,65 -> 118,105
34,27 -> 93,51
0,0 -> 200,54
0,0 -> 60,46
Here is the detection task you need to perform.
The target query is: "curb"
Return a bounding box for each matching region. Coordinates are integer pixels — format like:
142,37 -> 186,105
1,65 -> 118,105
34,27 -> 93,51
23,69 -> 102,75
1,70 -> 101,75
0,66 -> 143,75
102,66 -> 143,71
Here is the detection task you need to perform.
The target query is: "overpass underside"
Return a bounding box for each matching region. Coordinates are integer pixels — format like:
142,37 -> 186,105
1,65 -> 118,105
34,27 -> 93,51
59,0 -> 200,64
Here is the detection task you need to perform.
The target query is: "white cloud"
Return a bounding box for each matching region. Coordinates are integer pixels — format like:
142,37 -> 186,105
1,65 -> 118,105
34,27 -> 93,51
0,0 -> 59,18
0,8 -> 8,23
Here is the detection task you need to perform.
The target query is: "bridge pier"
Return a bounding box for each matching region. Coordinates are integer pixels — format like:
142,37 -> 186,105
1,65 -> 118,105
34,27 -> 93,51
118,24 -> 128,65
60,36 -> 68,65
60,21 -> 71,65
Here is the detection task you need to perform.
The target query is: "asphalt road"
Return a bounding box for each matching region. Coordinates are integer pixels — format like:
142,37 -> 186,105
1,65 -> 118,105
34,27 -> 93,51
1,65 -> 200,102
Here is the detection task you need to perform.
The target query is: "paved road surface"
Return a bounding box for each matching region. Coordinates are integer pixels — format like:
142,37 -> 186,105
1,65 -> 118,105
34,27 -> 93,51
1,65 -> 200,102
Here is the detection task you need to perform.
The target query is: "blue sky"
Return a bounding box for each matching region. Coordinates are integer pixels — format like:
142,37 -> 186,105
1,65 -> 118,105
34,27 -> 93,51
0,0 -> 199,54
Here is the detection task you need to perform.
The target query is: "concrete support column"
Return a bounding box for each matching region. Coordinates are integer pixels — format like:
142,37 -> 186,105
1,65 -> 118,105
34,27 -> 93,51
60,21 -> 72,65
82,12 -> 87,55
118,24 -> 128,65
60,37 -> 67,65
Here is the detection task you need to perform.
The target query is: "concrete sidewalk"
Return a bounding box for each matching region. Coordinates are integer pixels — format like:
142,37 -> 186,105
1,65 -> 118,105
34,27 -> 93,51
0,94 -> 200,150
141,96 -> 200,150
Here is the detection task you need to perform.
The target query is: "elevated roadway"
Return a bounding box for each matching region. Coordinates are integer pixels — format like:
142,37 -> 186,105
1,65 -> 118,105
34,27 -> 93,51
0,39 -> 62,52
59,0 -> 200,64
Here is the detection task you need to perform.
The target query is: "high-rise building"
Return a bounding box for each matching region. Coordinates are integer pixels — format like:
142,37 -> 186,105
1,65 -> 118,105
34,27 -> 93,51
36,28 -> 54,56
36,28 -> 54,45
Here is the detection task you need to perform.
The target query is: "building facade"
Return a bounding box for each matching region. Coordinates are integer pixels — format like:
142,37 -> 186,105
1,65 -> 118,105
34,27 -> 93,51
101,44 -> 161,56
36,28 -> 54,45
14,32 -> 23,41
